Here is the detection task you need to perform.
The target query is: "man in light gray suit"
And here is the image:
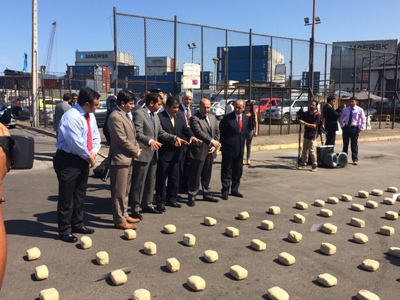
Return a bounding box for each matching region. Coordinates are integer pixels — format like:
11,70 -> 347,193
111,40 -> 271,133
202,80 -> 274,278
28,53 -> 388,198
130,93 -> 187,219
187,98 -> 221,207
108,90 -> 141,230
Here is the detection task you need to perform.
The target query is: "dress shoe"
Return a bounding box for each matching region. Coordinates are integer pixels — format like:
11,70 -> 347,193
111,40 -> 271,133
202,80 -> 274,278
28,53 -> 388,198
187,198 -> 195,207
231,191 -> 243,198
203,194 -> 219,203
60,233 -> 78,243
115,222 -> 137,230
166,202 -> 181,208
142,207 -> 163,214
131,212 -> 143,220
156,205 -> 166,212
221,191 -> 229,200
71,226 -> 95,234
353,161 -> 358,165
125,216 -> 140,223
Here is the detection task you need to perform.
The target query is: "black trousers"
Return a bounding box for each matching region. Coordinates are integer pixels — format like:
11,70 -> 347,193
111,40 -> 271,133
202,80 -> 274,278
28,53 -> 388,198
156,157 -> 180,205
179,145 -> 190,190
53,150 -> 89,235
325,129 -> 336,147
221,155 -> 243,194
342,125 -> 359,162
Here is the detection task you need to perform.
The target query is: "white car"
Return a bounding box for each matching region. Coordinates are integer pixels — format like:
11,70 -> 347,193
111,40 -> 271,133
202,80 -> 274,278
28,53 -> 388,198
210,99 -> 235,119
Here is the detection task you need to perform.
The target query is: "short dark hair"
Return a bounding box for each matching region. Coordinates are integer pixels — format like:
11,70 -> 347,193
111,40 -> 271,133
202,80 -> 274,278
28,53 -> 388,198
77,87 -> 100,106
63,93 -> 71,101
327,96 -> 335,103
166,96 -> 180,107
311,100 -> 318,106
349,96 -> 358,101
117,90 -> 135,106
71,93 -> 78,98
145,93 -> 159,106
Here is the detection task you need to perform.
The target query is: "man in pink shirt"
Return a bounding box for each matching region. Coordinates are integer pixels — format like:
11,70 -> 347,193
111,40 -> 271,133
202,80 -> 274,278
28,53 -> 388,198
340,97 -> 366,165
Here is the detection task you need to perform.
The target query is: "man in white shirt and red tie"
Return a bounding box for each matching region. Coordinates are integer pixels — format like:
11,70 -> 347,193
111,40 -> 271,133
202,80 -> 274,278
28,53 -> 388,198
54,87 -> 101,243
219,99 -> 249,200
340,97 -> 366,165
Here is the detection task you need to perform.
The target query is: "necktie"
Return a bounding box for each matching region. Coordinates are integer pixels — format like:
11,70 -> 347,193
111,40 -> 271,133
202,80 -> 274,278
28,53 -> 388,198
150,112 -> 155,127
185,107 -> 191,126
238,114 -> 242,132
170,116 -> 175,127
347,109 -> 353,126
85,113 -> 92,152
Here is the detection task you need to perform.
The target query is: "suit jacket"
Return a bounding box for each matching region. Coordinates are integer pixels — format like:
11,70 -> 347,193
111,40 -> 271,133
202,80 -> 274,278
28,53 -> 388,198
107,109 -> 140,166
158,110 -> 194,162
133,106 -> 176,163
219,112 -> 249,158
189,112 -> 220,161
323,103 -> 341,132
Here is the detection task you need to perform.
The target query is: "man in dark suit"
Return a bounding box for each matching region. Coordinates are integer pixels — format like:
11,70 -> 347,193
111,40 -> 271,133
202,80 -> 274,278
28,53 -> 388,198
178,91 -> 196,193
108,90 -> 141,230
323,96 -> 341,147
219,99 -> 249,200
130,94 -> 187,219
155,96 -> 199,212
187,98 -> 221,207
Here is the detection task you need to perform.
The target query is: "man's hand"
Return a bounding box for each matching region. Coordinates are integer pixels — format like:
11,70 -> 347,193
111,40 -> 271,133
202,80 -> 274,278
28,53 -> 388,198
299,120 -> 305,125
150,140 -> 163,150
189,136 -> 201,144
208,146 -> 216,154
87,151 -> 96,168
174,137 -> 188,147
133,149 -> 142,160
211,140 -> 221,148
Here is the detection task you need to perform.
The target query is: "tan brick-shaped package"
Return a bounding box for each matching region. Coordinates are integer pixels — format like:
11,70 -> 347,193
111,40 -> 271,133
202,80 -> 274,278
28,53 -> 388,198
341,194 -> 353,202
358,190 -> 369,198
225,227 -> 239,237
278,252 -> 295,265
351,204 -> 365,212
35,265 -> 49,280
317,273 -> 337,287
357,289 -> 380,300
163,224 -> 176,234
320,242 -> 336,255
327,196 -> 339,204
96,251 -> 109,265
268,206 -> 280,215
350,217 -> 365,228
388,247 -> 400,258
183,234 -> 196,246
203,250 -> 219,263
26,247 -> 41,261
111,269 -> 127,285
365,200 -> 378,209
385,211 -> 398,220
382,197 -> 395,205
353,233 -> 368,244
203,217 -> 217,226
267,286 -> 289,300
229,265 -> 248,280
238,211 -> 249,220
295,201 -> 308,210
314,199 -> 325,207
80,236 -> 92,249
320,208 -> 333,217
261,220 -> 274,230
387,186 -> 398,193
250,239 -> 266,251
124,229 -> 137,240
361,259 -> 380,271
39,288 -> 59,300
371,189 -> 383,196
293,213 -> 306,224
143,241 -> 157,255
380,225 -> 395,236
321,223 -> 337,234
132,289 -> 151,300
287,230 -> 302,243
166,258 -> 180,272
187,275 -> 206,291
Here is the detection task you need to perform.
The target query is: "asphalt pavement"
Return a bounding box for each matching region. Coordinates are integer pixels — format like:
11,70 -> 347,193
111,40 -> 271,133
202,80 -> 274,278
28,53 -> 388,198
1,123 -> 400,299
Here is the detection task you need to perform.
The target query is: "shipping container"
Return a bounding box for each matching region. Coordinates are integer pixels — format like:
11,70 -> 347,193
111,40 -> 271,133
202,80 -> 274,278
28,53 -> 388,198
221,71 -> 268,82
220,59 -> 269,72
217,45 -> 269,60
118,65 -> 140,77
147,56 -> 173,67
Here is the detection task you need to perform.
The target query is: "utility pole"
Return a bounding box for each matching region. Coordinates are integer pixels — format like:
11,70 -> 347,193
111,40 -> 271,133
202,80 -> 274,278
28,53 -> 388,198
31,0 -> 39,127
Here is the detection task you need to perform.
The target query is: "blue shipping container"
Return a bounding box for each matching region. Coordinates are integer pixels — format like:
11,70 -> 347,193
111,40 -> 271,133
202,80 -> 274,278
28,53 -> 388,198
220,59 -> 269,72
217,45 -> 269,60
220,71 -> 268,82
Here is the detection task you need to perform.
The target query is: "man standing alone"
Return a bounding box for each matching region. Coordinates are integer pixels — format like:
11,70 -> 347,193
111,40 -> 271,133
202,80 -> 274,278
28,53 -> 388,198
219,99 -> 249,200
108,90 -> 141,230
323,96 -> 341,147
299,100 -> 320,172
340,97 -> 366,165
53,87 -> 101,243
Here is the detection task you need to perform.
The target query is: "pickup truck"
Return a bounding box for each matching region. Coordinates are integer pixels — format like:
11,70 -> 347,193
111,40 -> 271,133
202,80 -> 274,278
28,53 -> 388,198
262,99 -> 311,125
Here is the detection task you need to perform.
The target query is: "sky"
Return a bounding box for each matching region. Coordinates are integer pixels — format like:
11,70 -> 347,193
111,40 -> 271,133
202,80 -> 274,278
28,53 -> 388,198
1,0 -> 399,76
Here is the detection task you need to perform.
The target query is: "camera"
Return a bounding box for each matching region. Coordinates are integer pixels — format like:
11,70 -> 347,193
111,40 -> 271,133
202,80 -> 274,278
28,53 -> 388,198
0,106 -> 34,170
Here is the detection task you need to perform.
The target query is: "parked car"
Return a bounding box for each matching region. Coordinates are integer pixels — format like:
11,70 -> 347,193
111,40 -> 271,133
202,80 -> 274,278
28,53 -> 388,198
262,99 -> 312,125
210,99 -> 235,119
255,98 -> 282,122
0,102 -> 17,129
94,100 -> 108,127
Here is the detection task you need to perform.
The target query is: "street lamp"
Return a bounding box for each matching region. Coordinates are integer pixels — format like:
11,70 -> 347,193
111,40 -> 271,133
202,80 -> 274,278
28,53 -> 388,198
187,43 -> 196,63
304,0 -> 321,104
212,57 -> 219,92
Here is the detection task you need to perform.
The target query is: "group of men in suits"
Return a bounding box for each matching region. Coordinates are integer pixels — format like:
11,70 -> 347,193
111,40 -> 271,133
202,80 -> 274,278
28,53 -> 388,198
107,90 -> 250,229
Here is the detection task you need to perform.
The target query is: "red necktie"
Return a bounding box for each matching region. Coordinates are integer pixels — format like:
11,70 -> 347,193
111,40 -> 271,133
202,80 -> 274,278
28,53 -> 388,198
238,115 -> 242,132
85,113 -> 92,152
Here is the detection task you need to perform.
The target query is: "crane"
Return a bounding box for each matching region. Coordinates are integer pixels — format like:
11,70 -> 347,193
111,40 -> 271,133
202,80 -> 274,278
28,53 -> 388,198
41,21 -> 56,73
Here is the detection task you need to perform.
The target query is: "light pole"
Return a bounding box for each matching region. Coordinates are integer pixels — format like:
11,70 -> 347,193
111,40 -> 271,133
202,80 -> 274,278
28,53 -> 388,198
212,57 -> 219,92
187,43 -> 196,63
304,0 -> 320,105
